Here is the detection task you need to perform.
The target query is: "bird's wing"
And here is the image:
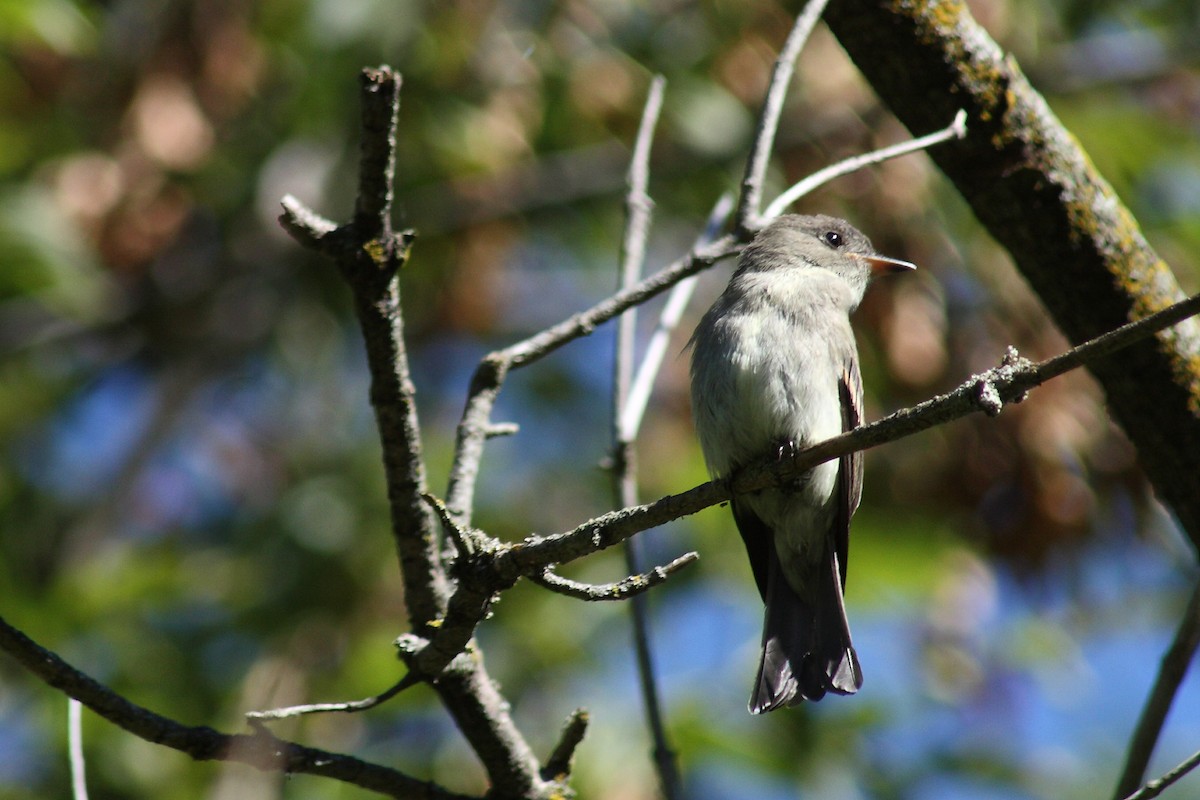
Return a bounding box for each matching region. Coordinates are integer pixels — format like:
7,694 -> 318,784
732,500 -> 772,601
835,356 -> 864,588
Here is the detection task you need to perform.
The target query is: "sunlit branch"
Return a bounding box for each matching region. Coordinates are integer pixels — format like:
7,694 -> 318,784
762,109 -> 968,220
245,675 -> 419,722
531,553 -> 699,602
736,0 -> 832,232
69,699 -> 88,800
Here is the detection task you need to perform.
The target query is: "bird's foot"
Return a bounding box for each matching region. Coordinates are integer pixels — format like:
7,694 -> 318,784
774,439 -> 799,461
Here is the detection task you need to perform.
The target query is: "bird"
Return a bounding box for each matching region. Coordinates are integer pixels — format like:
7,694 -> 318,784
688,214 -> 914,712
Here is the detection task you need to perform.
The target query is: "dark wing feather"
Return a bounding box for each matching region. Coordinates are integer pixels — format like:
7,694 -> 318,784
836,358 -> 864,587
732,500 -> 771,601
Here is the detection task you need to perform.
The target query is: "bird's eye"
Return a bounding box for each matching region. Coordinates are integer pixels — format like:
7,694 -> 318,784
823,230 -> 843,248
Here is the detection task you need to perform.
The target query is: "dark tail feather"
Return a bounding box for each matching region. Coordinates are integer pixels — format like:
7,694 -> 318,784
749,550 -> 862,713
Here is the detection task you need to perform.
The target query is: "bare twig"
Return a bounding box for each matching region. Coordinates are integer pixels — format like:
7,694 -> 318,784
1113,580 -> 1200,799
443,232 -> 740,528
736,0 -> 832,233
531,553 -> 699,601
619,193 -> 734,443
245,675 -> 419,722
422,492 -> 487,558
609,73 -> 683,800
69,699 -> 88,800
542,709 -> 590,782
0,614 -> 473,800
762,109 -> 968,219
1121,747 -> 1200,800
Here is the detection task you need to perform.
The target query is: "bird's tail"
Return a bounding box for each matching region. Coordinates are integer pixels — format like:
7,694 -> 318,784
750,550 -> 862,713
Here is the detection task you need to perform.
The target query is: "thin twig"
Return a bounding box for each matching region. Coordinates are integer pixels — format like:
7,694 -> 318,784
1121,747 -> 1200,800
542,709 -> 590,781
619,193 -> 735,443
531,553 -> 699,601
442,232 -> 740,528
1113,579 -> 1200,799
423,492 -> 486,558
736,0 -> 832,232
610,73 -> 683,800
0,613 -> 473,799
762,108 -> 968,219
69,698 -> 88,800
245,675 -> 420,722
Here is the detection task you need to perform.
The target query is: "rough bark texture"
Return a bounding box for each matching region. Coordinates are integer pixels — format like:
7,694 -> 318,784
825,0 -> 1200,553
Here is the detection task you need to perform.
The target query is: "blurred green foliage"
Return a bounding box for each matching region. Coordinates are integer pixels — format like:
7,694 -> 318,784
1,0 -> 1199,798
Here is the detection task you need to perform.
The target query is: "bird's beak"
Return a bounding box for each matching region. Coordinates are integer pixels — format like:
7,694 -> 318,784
860,253 -> 917,277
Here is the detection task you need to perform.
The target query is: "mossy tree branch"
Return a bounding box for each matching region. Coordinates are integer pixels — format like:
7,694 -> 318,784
824,0 -> 1200,554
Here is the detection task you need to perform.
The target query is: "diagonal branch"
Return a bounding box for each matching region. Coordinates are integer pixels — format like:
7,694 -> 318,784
0,613 -> 473,800
763,109 -> 968,220
619,193 -> 734,443
824,0 -> 1200,553
442,232 -> 740,527
397,294 -> 1200,692
245,675 -> 419,722
735,0 -> 832,233
1112,579 -> 1200,799
500,292 -> 1200,575
1121,747 -> 1200,800
531,553 -> 698,602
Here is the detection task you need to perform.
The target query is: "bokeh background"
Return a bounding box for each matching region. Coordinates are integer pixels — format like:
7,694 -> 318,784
2,0 -> 1199,798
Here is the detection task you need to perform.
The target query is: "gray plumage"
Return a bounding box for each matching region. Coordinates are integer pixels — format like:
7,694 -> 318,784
688,214 -> 913,712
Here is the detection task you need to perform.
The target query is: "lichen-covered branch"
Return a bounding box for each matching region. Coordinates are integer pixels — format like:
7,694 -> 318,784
824,0 -> 1200,552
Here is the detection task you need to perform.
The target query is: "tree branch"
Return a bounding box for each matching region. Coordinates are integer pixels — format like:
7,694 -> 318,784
69,699 -> 88,800
245,675 -> 419,722
824,0 -> 1200,553
735,0 -> 832,233
618,193 -> 733,443
762,109 -> 968,220
279,67 -> 556,800
609,73 -> 682,800
1121,747 -> 1200,800
500,292 -> 1200,574
405,295 -> 1200,702
0,614 -> 472,800
442,233 -> 740,527
1113,580 -> 1200,799
542,709 -> 589,783
530,553 -> 698,602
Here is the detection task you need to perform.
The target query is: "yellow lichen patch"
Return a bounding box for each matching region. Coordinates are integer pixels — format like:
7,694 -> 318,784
362,238 -> 388,268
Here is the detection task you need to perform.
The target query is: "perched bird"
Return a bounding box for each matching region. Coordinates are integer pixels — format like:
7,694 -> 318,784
689,214 -> 914,712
